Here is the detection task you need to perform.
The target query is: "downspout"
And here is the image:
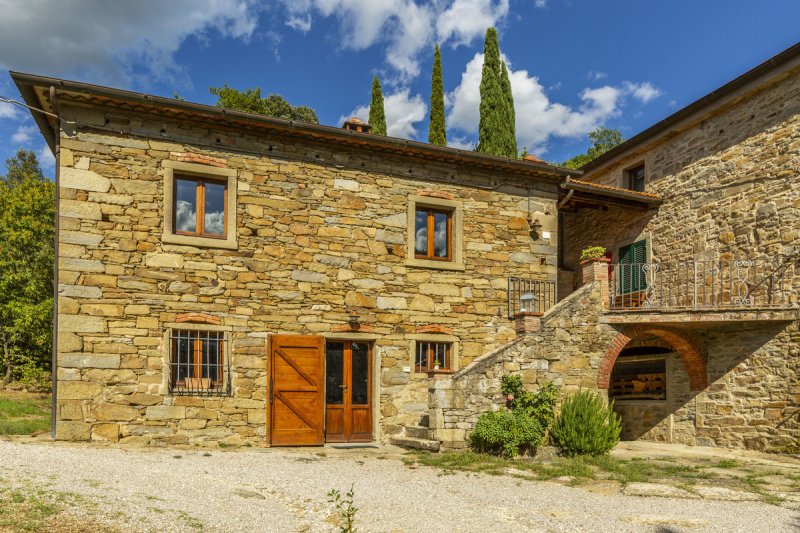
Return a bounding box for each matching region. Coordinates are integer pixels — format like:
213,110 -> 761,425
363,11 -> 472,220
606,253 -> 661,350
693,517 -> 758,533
49,86 -> 59,439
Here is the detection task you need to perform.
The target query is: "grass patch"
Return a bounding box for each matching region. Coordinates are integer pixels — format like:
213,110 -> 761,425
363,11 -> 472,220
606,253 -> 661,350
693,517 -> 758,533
0,393 -> 51,436
716,459 -> 738,469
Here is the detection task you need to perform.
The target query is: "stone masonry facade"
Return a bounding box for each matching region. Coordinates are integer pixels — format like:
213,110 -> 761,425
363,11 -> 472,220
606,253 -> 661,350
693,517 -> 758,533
431,281 -> 799,452
53,99 -> 560,445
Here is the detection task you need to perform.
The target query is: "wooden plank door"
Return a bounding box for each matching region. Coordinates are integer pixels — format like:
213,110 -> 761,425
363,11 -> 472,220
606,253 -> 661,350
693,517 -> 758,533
325,341 -> 373,443
270,335 -> 324,446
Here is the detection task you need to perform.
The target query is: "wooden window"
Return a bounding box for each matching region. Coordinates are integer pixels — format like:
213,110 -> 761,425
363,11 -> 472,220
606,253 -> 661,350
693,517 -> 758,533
415,341 -> 452,372
609,351 -> 667,401
173,175 -> 228,239
169,330 -> 229,395
627,164 -> 646,192
414,207 -> 452,261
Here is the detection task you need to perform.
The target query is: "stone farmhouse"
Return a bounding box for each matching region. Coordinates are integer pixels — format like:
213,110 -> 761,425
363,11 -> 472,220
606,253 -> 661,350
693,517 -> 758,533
11,42 -> 799,452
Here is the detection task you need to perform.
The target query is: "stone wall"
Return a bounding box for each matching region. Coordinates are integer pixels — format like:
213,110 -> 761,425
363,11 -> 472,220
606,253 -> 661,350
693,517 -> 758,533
564,65 -> 800,279
53,100 -> 560,445
430,280 -> 800,452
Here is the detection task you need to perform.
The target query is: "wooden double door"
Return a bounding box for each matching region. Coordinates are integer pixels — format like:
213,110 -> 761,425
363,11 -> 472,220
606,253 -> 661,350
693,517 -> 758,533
269,336 -> 372,446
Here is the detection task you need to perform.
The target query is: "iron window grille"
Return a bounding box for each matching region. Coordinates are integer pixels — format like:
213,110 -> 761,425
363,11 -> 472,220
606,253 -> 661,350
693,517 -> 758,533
415,341 -> 452,372
168,329 -> 230,396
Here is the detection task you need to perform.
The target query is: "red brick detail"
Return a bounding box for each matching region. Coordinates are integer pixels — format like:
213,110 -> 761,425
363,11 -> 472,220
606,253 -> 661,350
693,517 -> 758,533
417,189 -> 455,200
171,152 -> 228,168
415,324 -> 454,335
598,325 -> 708,391
331,323 -> 376,333
176,313 -> 221,325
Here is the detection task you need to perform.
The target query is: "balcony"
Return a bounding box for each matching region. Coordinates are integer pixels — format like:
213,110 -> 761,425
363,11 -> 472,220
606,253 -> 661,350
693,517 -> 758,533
605,257 -> 798,325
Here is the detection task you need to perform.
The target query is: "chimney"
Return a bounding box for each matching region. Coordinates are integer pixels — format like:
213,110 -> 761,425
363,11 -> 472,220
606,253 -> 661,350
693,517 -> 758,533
523,153 -> 545,164
342,117 -> 372,133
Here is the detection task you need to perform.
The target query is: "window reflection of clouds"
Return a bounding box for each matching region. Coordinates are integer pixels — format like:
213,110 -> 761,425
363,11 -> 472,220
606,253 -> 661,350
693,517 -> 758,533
414,210 -> 427,254
175,200 -> 196,232
204,182 -> 225,235
433,212 -> 447,257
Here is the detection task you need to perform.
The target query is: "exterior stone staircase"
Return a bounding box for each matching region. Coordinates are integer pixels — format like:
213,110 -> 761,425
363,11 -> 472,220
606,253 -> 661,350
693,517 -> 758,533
389,417 -> 441,452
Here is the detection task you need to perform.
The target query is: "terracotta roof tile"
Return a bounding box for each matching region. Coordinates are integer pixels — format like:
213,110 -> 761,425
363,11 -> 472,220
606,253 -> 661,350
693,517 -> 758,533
566,178 -> 662,199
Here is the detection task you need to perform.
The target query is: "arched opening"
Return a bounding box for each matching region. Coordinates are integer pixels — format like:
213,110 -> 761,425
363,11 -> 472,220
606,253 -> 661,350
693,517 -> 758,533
599,326 -> 708,443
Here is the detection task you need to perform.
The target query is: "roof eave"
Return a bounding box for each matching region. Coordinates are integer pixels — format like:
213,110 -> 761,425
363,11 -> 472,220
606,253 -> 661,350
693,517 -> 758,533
10,71 -> 582,182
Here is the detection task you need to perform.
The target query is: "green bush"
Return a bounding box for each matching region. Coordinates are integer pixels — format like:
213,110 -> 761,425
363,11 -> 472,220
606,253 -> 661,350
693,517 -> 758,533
500,376 -> 560,429
551,390 -> 621,456
470,409 -> 544,458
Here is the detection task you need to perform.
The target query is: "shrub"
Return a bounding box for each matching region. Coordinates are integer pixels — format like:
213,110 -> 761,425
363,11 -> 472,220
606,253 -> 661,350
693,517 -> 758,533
579,246 -> 606,262
551,390 -> 621,456
500,376 -> 559,429
470,409 -> 544,458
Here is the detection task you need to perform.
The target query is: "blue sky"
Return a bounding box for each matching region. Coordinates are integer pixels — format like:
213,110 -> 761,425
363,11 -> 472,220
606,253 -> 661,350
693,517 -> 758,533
0,0 -> 798,177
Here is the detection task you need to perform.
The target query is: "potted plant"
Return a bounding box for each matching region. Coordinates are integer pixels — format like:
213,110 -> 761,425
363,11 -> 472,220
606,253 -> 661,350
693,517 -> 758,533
433,358 -> 441,371
579,245 -> 609,264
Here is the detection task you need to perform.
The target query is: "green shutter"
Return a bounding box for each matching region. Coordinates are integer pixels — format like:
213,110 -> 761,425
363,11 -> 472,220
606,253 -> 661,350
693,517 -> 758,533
618,240 -> 647,293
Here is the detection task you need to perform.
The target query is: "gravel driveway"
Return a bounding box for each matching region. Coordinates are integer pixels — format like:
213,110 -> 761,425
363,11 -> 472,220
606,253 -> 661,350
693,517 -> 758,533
0,440 -> 797,532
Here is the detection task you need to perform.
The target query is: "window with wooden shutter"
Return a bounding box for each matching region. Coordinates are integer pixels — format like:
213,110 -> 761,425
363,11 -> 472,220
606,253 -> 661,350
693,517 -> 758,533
618,240 -> 647,294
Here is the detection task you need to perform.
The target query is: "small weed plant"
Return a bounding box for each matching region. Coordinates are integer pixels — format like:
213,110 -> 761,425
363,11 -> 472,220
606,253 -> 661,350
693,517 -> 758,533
470,378 -> 559,457
551,390 -> 621,456
579,246 -> 606,262
327,484 -> 357,533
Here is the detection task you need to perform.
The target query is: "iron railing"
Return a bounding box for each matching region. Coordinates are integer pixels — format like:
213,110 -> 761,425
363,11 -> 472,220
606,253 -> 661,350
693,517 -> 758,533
507,278 -> 557,318
609,257 -> 796,310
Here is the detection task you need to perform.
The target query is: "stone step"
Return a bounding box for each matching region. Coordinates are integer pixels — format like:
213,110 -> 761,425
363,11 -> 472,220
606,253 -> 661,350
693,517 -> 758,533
389,436 -> 441,452
405,425 -> 431,439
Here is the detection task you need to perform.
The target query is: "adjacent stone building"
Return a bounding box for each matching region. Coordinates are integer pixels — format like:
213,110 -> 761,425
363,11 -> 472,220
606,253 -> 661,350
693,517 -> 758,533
12,42 -> 799,452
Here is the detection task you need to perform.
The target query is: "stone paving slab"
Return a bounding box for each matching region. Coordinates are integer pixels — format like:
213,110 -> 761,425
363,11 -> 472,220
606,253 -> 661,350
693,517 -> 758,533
622,482 -> 699,498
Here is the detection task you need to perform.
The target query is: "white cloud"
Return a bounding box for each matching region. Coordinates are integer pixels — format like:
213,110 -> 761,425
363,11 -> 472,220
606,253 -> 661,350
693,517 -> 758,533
0,100 -> 18,120
11,124 -> 36,144
282,1 -> 509,83
340,89 -> 427,139
448,53 -> 631,154
38,144 -> 55,170
436,0 -> 509,47
623,81 -> 662,103
534,0 -> 546,7
587,70 -> 607,81
0,0 -> 261,86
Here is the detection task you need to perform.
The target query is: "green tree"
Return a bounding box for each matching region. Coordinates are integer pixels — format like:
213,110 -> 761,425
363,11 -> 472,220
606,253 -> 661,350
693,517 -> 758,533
209,84 -> 319,124
0,150 -> 55,388
368,76 -> 387,135
562,127 -> 624,169
428,44 -> 447,146
500,61 -> 517,157
478,28 -> 517,158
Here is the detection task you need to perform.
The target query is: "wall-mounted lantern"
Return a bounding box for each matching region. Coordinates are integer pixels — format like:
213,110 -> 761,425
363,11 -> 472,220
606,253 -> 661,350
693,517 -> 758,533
520,291 -> 538,314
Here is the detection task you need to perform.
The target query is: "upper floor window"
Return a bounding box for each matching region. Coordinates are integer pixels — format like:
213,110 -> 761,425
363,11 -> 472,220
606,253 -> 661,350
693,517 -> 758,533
406,195 -> 464,271
627,164 -> 646,192
162,160 -> 238,250
174,175 -> 227,239
414,207 -> 452,261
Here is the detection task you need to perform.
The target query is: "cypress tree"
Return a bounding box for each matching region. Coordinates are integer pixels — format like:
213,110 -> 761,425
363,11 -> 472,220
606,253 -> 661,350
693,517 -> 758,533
500,61 -> 517,157
369,76 -> 387,135
477,27 -> 505,157
428,44 -> 447,146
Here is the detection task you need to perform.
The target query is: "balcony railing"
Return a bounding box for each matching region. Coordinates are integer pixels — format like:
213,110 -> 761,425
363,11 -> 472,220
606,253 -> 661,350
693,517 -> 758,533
507,278 -> 557,318
609,257 -> 795,310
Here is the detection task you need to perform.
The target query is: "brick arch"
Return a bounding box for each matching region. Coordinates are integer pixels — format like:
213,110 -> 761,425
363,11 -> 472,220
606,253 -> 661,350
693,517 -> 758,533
598,325 -> 708,391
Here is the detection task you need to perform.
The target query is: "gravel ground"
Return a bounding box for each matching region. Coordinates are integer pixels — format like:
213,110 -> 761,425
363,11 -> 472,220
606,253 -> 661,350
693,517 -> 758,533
0,440 -> 798,532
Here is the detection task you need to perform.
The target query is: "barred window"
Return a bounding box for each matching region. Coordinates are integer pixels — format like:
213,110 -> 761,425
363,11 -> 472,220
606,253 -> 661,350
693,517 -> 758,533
415,341 -> 451,372
169,330 -> 230,396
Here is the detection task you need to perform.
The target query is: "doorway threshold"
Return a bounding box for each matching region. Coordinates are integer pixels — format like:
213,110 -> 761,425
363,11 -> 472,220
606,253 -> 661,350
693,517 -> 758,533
326,443 -> 380,449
